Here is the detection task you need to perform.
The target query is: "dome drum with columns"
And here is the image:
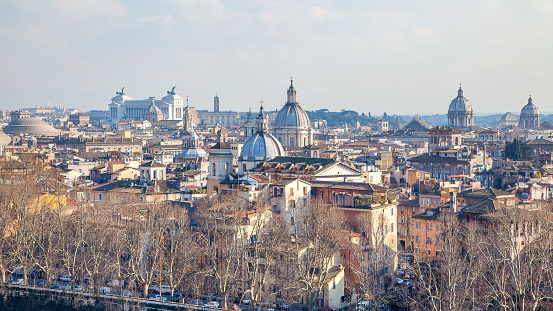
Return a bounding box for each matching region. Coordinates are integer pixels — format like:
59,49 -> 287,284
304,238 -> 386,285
273,80 -> 313,147
447,84 -> 474,128
520,96 -> 540,129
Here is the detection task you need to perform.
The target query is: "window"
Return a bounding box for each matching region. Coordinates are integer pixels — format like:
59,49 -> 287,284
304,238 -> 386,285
303,187 -> 307,195
416,221 -> 420,230
212,163 -> 216,176
427,250 -> 431,256
401,206 -> 404,214
98,193 -> 102,201
400,216 -> 405,223
391,208 -> 394,216
391,223 -> 394,232
436,251 -> 442,257
412,207 -> 416,214
426,223 -> 432,231
426,237 -> 432,245
410,218 -> 414,225
415,235 -> 420,243
290,188 -> 294,196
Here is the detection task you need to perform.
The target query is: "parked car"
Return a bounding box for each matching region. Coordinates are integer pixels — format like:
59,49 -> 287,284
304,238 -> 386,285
59,275 -> 71,282
49,282 -> 60,289
59,283 -> 71,290
11,277 -> 24,284
202,292 -> 218,300
189,299 -> 203,305
204,301 -> 220,308
231,304 -> 241,310
404,279 -> 415,286
396,269 -> 405,277
99,286 -> 112,294
150,295 -> 168,301
243,299 -> 251,305
357,301 -> 371,310
159,285 -> 171,295
277,302 -> 290,310
148,285 -> 160,294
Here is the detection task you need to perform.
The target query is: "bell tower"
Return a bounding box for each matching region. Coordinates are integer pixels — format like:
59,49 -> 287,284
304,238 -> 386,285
214,95 -> 220,112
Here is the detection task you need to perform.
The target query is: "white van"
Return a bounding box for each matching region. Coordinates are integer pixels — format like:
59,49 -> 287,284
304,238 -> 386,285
356,301 -> 370,310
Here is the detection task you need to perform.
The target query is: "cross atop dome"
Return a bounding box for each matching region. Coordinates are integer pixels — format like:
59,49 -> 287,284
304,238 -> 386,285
458,82 -> 463,97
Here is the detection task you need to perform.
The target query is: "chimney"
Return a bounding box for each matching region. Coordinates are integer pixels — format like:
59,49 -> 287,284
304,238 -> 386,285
449,192 -> 457,213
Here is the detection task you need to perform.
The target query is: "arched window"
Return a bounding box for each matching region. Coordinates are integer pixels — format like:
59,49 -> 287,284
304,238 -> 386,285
153,170 -> 157,179
213,163 -> 216,176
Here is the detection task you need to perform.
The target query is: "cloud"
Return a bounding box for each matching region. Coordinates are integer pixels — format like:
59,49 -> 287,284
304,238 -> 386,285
310,6 -> 328,19
413,26 -> 438,41
139,15 -> 176,32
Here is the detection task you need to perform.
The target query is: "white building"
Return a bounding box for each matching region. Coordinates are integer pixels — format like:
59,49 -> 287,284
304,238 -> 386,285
109,87 -> 185,123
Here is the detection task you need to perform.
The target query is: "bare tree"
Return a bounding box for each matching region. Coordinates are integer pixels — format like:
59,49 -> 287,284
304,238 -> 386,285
285,199 -> 347,311
195,193 -> 247,309
238,200 -> 287,307
407,214 -> 479,311
474,205 -> 553,311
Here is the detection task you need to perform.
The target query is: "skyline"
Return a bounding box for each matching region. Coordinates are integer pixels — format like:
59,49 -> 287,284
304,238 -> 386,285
1,0 -> 552,114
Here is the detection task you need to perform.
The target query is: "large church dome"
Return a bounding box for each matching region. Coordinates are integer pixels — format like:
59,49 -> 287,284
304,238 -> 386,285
240,132 -> 285,161
272,79 -> 313,147
521,96 -> 539,117
3,118 -> 59,136
448,86 -> 473,114
274,81 -> 310,128
240,106 -> 284,161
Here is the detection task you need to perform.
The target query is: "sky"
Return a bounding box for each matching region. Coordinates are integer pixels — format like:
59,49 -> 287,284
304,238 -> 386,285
0,0 -> 552,116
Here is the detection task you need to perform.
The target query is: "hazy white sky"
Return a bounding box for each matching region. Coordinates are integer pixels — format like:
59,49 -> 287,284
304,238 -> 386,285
0,0 -> 552,115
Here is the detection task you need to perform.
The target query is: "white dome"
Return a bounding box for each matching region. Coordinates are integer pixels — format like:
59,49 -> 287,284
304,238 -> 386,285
3,118 -> 59,136
239,132 -> 284,161
274,80 -> 310,128
448,86 -> 473,114
521,96 -> 539,117
500,112 -> 517,122
274,102 -> 310,128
